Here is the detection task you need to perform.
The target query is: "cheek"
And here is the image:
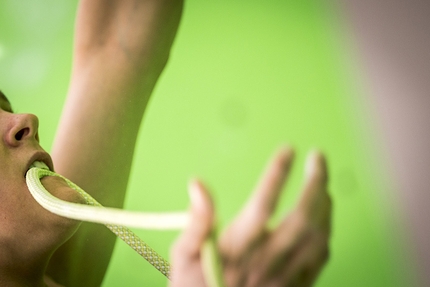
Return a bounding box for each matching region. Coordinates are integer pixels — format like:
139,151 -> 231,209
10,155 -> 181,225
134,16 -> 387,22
0,177 -> 25,207
0,177 -> 81,247
21,179 -> 82,240
0,180 -> 43,230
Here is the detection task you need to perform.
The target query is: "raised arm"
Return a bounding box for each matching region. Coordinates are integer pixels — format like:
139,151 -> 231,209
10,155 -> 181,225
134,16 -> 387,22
46,1 -> 183,286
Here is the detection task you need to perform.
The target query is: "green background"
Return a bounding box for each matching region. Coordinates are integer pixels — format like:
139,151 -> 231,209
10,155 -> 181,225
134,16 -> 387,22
0,0 -> 417,286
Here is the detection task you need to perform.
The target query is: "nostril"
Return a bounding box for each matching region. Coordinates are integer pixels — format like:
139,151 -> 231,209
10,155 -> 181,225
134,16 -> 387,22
15,128 -> 29,141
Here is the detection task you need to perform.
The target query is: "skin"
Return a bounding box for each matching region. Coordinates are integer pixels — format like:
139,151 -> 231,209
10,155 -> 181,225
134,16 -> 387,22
0,0 -> 332,286
170,148 -> 331,287
47,0 -> 184,286
0,94 -> 82,287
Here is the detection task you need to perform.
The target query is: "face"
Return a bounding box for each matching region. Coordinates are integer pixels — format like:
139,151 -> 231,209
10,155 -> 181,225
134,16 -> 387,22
0,92 -> 80,251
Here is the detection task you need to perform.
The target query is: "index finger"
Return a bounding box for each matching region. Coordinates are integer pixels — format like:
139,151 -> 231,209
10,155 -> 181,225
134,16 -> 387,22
221,146 -> 295,257
244,146 -> 295,229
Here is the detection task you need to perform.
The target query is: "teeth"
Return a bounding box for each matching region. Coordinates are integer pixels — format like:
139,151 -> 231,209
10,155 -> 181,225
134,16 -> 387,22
30,161 -> 50,170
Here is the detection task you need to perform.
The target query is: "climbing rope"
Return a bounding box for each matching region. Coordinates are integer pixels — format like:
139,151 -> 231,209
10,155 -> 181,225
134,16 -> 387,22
25,163 -> 224,286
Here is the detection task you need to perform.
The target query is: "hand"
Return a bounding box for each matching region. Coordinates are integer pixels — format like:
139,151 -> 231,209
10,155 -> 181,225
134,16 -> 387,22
170,147 -> 332,287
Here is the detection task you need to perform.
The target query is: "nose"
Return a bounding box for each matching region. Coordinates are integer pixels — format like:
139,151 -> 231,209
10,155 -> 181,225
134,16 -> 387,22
4,113 -> 40,147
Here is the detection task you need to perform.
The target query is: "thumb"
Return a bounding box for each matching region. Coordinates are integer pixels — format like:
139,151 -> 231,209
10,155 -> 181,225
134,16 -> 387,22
173,179 -> 215,261
186,179 -> 215,256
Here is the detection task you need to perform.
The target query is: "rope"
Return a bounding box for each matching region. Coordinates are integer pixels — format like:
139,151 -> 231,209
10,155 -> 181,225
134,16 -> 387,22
25,165 -> 225,286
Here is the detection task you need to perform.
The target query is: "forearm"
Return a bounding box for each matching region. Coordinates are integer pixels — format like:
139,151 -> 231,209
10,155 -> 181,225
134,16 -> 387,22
47,1 -> 183,286
74,0 -> 183,73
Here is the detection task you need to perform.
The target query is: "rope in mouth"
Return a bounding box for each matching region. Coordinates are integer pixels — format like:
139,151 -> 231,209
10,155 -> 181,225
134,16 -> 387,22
25,162 -> 225,286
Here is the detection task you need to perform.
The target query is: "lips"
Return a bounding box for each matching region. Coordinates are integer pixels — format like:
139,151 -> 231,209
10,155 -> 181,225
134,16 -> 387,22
25,151 -> 54,177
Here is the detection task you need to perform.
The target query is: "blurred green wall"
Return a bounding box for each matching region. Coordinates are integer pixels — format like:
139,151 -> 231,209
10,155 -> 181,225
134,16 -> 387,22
0,0 -> 416,286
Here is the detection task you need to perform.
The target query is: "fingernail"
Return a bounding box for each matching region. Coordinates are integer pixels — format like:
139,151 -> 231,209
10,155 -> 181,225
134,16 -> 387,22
305,150 -> 319,177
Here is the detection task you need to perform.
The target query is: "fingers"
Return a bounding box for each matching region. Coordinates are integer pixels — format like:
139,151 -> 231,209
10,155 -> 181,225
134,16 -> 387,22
222,147 -> 295,257
297,151 -> 332,230
278,151 -> 331,285
171,180 -> 214,265
170,180 -> 214,286
247,146 -> 295,226
245,214 -> 307,286
246,213 -> 330,287
245,151 -> 332,286
264,151 -> 330,278
298,151 -> 328,209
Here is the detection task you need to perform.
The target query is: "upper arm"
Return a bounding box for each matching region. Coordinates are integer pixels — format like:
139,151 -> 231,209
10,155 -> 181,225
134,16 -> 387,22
46,1 -> 183,286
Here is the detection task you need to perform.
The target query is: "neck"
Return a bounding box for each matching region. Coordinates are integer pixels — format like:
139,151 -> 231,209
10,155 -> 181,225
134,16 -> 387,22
0,222 -> 76,287
0,273 -> 47,287
0,249 -> 50,287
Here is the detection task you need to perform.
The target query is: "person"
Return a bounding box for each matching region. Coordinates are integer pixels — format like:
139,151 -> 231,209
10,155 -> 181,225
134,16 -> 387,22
0,1 -> 331,286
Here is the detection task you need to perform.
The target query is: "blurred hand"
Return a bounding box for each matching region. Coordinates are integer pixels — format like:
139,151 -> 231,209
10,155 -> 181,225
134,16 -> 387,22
170,147 -> 332,287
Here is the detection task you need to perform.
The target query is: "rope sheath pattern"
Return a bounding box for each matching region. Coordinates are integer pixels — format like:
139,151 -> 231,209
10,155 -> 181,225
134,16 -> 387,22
26,167 -> 172,279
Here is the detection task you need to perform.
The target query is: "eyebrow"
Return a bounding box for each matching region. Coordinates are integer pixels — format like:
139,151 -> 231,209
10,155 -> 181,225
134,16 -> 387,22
0,90 -> 13,112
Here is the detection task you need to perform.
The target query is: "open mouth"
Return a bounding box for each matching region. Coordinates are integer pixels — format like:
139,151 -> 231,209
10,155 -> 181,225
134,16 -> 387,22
28,161 -> 51,171
25,151 -> 54,178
